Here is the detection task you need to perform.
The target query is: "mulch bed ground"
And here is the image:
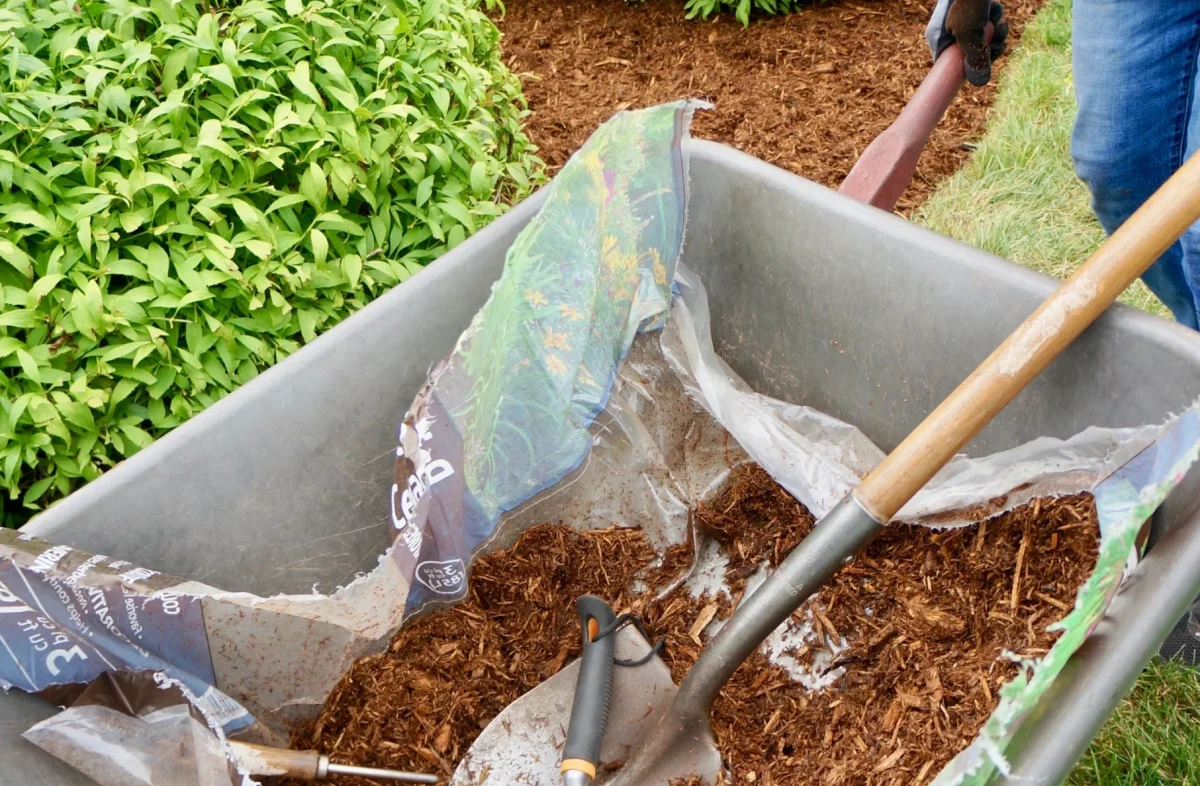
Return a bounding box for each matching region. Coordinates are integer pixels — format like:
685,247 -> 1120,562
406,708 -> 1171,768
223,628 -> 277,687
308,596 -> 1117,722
288,465 -> 1098,786
494,0 -> 1042,212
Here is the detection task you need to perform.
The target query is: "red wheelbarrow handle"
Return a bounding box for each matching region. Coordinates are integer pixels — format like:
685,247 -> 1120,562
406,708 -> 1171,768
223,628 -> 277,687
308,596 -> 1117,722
838,35 -> 983,212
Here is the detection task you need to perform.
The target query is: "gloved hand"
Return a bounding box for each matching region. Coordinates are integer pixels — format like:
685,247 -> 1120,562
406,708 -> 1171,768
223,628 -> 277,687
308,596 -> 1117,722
925,0 -> 1010,87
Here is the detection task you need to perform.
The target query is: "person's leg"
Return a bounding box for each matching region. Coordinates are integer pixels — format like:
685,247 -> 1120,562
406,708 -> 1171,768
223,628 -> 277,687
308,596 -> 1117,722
1072,0 -> 1200,329
1179,34 -> 1200,316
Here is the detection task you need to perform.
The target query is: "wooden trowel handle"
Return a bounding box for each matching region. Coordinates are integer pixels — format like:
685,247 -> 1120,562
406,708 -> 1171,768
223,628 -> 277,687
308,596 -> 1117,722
855,150 -> 1200,523
229,741 -> 322,780
838,38 -> 975,211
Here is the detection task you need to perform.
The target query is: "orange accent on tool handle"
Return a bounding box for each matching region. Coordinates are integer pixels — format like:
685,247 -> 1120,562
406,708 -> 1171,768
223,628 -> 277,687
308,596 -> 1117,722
838,33 -> 985,212
854,149 -> 1200,522
561,758 -> 598,778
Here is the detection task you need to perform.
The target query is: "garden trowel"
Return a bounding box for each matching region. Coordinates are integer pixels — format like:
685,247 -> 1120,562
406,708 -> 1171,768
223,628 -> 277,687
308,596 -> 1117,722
450,597 -> 719,786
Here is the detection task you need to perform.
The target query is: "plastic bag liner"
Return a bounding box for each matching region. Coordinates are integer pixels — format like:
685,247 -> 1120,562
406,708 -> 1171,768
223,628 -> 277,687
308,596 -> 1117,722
6,100 -> 1200,786
21,672 -> 245,786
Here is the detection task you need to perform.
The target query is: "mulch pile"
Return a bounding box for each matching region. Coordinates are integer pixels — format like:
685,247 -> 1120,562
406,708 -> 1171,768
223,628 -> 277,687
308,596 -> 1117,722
494,0 -> 1044,211
287,465 -> 1098,786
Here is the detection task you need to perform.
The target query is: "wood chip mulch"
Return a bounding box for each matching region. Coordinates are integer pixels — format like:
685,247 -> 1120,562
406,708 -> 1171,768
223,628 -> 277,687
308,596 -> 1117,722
286,465 -> 1097,786
494,0 -> 1045,212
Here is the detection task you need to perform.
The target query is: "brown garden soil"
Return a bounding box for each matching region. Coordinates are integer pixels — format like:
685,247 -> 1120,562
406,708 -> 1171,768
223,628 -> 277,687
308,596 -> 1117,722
287,466 -> 1098,786
493,0 -> 1043,212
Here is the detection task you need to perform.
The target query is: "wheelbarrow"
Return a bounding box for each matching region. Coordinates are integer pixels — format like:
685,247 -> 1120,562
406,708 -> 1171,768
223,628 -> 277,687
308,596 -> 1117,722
7,31 -> 1200,786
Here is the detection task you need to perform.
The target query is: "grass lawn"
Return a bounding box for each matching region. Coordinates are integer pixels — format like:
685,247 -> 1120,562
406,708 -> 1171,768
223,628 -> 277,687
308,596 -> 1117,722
916,0 -> 1200,781
1069,659 -> 1200,785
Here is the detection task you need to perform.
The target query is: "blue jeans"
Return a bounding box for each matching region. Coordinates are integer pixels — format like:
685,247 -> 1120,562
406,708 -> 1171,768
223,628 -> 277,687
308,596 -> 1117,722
1072,0 -> 1200,329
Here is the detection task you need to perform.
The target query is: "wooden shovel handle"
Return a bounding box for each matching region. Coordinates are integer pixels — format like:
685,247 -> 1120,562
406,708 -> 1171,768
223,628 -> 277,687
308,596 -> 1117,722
838,41 -> 967,211
854,151 -> 1200,522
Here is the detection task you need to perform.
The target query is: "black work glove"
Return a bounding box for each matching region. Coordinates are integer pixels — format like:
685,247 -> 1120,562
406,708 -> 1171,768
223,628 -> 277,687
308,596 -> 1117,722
925,0 -> 1010,86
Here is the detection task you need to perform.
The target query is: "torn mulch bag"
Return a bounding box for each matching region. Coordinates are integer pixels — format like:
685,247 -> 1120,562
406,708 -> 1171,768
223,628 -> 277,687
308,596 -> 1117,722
3,100 -> 1200,786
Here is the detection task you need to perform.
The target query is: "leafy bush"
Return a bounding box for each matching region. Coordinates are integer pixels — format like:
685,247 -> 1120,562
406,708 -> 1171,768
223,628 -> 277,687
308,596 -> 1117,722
0,0 -> 543,524
675,0 -> 823,27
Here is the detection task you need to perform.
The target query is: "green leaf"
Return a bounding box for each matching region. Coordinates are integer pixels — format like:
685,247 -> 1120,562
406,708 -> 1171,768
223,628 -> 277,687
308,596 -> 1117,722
77,215 -> 92,259
316,56 -> 349,86
426,143 -> 451,171
470,161 -> 488,196
438,199 -> 476,231
59,402 -> 95,430
236,335 -> 265,355
119,423 -> 153,450
267,194 -> 310,214
245,240 -> 273,259
23,476 -> 54,507
16,349 -> 41,383
30,274 -> 65,302
201,63 -> 237,92
9,394 -> 32,429
70,290 -> 96,335
118,366 -> 159,386
735,0 -> 751,25
301,163 -> 327,211
416,175 -> 434,207
179,290 -> 214,307
133,243 -> 171,283
100,342 -> 148,362
108,259 -> 148,280
315,213 -> 364,235
3,209 -> 56,233
81,156 -> 96,188
162,47 -> 189,91
206,233 -> 237,260
99,84 -> 131,117
0,241 -> 33,277
326,86 -> 360,113
289,61 -> 325,106
298,308 -> 319,342
432,86 -> 451,116
85,68 -> 108,99
110,378 -> 138,409
342,254 -> 362,288
196,13 -> 219,50
85,280 -> 104,326
231,199 -> 264,231
120,212 -> 145,233
311,228 -> 329,266
147,367 -> 176,399
133,342 -> 157,367
198,119 -> 237,158
176,347 -> 204,369
0,309 -> 40,328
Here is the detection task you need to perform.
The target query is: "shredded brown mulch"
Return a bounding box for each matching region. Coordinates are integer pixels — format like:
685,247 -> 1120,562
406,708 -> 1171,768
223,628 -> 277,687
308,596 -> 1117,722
494,0 -> 1042,212
288,466 -> 1097,786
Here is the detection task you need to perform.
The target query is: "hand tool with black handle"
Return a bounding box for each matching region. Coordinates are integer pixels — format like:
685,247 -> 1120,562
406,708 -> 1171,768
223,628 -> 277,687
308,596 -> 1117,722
560,595 -> 618,786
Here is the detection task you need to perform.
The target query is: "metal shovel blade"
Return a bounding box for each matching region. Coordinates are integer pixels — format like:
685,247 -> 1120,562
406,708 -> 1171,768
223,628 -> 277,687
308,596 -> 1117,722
451,626 -> 721,785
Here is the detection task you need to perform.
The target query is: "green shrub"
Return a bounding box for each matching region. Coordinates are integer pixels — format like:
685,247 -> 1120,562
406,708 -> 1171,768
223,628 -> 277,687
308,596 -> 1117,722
668,0 -> 824,27
0,0 -> 543,525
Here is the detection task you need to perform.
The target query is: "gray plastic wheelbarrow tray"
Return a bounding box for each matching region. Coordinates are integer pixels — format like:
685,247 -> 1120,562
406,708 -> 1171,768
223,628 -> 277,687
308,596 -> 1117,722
7,141 -> 1200,786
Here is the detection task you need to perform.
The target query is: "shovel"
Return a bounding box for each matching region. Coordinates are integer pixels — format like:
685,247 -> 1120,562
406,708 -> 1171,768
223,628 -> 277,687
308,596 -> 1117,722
606,142 -> 1200,783
452,39 -> 1200,786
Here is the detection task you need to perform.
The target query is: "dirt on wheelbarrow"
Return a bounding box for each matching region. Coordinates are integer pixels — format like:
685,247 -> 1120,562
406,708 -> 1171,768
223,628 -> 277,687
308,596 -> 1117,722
286,466 -> 1097,786
494,0 -> 1043,212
